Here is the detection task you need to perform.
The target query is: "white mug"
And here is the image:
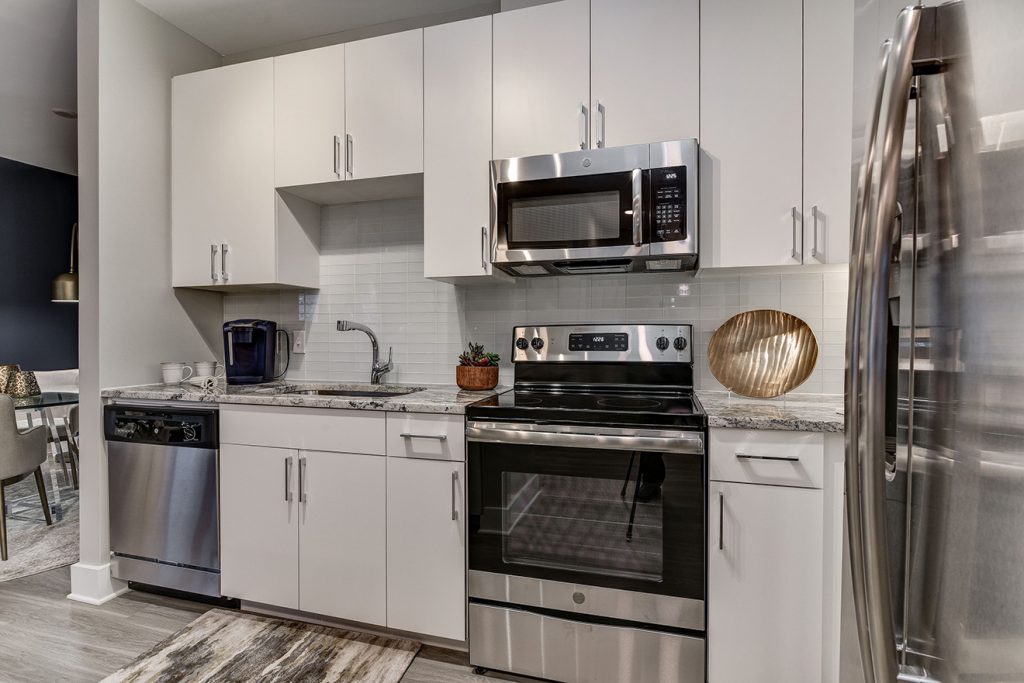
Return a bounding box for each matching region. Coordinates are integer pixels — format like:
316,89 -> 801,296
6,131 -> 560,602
194,361 -> 225,378
161,362 -> 194,384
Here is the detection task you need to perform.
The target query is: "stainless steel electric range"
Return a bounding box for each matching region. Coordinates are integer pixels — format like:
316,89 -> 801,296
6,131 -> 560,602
465,323 -> 707,683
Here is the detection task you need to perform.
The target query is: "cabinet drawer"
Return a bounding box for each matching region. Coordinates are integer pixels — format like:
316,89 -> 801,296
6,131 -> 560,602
220,404 -> 386,455
386,413 -> 465,461
710,428 -> 824,489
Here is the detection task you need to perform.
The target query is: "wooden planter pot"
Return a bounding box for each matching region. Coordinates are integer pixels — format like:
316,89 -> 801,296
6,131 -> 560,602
456,365 -> 498,391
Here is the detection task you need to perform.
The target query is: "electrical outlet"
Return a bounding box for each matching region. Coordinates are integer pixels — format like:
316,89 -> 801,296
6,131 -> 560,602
292,330 -> 306,355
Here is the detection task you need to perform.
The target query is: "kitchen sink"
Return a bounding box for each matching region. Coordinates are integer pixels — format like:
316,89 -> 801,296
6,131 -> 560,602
282,387 -> 424,398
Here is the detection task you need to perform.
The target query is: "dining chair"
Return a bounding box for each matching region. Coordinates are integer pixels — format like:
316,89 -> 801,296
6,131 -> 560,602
22,369 -> 78,487
0,395 -> 53,561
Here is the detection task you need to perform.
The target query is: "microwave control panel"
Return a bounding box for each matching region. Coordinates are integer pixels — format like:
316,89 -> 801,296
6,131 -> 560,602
650,166 -> 687,242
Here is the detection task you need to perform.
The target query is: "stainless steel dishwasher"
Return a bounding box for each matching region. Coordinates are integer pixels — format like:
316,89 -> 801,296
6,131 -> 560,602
105,404 -> 220,597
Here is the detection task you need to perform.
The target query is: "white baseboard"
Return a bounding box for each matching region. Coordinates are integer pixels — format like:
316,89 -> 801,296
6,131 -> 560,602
67,561 -> 129,605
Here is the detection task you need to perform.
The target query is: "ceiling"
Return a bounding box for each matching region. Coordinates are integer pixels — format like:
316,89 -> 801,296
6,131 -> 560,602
136,0 -> 498,56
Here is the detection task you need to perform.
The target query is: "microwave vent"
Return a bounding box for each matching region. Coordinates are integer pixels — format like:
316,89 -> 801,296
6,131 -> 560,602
511,264 -> 550,276
554,259 -> 632,275
646,259 -> 684,271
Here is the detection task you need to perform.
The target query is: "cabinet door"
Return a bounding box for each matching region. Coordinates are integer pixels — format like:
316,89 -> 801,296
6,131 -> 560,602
493,0 -> 590,159
804,0 -> 855,264
298,450 -> 386,625
345,29 -> 423,179
220,444 -> 299,608
424,16 -> 493,280
387,458 -> 466,640
172,60 -> 276,286
274,44 -> 345,188
708,480 -> 823,682
700,0 -> 804,268
590,0 -> 699,148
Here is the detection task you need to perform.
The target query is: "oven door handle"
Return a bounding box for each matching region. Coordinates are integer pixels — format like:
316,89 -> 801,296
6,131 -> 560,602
466,426 -> 703,454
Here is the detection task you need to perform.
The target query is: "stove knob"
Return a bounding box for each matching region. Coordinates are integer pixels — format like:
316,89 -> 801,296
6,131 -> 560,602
515,337 -> 529,350
674,336 -> 688,351
655,336 -> 670,351
531,337 -> 545,351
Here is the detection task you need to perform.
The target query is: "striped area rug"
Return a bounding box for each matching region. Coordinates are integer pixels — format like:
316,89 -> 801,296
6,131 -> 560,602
102,609 -> 420,683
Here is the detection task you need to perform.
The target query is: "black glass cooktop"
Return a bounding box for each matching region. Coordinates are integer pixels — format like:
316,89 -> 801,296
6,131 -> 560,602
467,388 -> 707,429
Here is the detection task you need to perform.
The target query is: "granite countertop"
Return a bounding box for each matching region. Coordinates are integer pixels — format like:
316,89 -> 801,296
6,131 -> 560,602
696,390 -> 845,433
101,380 -> 507,415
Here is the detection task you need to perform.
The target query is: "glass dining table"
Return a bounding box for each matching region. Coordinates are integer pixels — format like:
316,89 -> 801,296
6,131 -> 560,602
13,391 -> 79,519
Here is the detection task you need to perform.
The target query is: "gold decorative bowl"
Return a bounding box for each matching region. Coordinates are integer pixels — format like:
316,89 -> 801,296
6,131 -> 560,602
708,310 -> 819,398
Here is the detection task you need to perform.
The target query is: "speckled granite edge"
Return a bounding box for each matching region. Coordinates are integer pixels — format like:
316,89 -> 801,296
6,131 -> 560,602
696,390 -> 845,433
100,380 -> 507,415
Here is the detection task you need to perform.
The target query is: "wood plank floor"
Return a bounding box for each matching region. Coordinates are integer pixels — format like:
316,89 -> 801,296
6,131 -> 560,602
0,566 -> 496,682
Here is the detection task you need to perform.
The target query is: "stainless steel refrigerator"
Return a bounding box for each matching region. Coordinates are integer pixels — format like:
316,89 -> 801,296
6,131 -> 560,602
843,1 -> 1024,681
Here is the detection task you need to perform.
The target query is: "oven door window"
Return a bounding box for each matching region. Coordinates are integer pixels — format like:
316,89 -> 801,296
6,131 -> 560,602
499,171 -> 640,250
469,442 -> 704,601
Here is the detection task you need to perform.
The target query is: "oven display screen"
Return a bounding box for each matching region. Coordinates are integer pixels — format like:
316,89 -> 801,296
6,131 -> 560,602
568,333 -> 628,352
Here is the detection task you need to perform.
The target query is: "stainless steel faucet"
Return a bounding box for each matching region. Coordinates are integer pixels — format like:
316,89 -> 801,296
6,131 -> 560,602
336,320 -> 393,384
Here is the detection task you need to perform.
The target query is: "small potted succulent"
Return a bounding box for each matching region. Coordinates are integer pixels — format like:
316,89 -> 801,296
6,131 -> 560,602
456,342 -> 500,391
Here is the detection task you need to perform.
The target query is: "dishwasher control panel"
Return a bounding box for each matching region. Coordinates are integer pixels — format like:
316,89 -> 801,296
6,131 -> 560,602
104,405 -> 218,448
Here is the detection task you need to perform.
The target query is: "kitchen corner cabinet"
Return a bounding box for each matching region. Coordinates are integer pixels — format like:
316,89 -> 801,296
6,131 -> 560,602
493,0 -> 698,161
171,60 -> 319,290
423,16 -> 495,282
274,44 -> 346,188
345,29 -> 424,180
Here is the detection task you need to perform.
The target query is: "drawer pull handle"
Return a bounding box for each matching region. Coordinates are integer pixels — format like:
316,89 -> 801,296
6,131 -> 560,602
735,452 -> 800,462
400,433 -> 448,441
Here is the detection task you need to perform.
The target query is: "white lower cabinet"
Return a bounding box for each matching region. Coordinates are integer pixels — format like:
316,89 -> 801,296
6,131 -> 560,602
386,457 -> 465,640
707,479 -> 824,682
299,450 -> 387,625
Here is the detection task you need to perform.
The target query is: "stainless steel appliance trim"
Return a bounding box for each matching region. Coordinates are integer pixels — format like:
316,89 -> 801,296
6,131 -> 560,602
210,244 -> 218,283
631,168 -> 643,245
468,570 -> 705,632
399,432 -> 447,441
468,603 -> 705,683
451,470 -> 459,521
735,452 -> 800,462
466,421 -> 703,455
111,555 -> 220,598
846,8 -> 922,683
511,323 -> 692,364
285,455 -> 293,503
220,242 -> 229,282
492,143 -> 651,184
498,244 -> 648,264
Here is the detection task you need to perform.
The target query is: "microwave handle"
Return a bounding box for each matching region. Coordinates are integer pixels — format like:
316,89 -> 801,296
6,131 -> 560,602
632,169 -> 643,246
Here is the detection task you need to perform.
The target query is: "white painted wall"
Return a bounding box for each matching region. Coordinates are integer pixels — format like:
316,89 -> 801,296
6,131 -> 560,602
0,0 -> 77,175
73,0 -> 223,604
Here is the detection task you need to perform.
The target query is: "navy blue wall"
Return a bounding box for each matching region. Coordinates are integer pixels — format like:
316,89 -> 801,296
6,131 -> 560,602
0,156 -> 78,370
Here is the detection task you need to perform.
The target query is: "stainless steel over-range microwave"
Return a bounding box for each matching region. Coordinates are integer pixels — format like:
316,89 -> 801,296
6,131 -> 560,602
489,139 -> 698,276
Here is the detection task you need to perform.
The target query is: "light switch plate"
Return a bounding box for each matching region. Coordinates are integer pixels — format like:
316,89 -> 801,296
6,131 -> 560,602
292,330 -> 306,355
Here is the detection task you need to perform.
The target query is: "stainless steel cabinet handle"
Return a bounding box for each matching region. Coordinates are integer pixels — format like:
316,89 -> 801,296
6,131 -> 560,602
333,134 -> 341,177
400,433 -> 448,441
736,452 -> 800,462
631,168 -> 643,246
299,456 -> 308,503
210,244 -> 218,283
345,133 -> 353,176
451,470 -> 459,521
480,227 -> 487,271
285,456 -> 293,503
811,204 -> 822,261
791,206 -> 801,261
579,103 -> 589,150
596,100 -> 606,148
718,492 -> 724,550
220,243 -> 229,282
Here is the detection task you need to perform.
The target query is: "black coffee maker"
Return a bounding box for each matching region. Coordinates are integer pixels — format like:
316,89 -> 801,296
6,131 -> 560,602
223,319 -> 289,385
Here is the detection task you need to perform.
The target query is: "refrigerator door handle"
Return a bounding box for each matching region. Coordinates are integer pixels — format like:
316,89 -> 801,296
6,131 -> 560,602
845,8 -> 923,683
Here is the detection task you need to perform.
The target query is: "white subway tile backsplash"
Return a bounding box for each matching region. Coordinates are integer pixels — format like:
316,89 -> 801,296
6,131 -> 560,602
222,197 -> 850,394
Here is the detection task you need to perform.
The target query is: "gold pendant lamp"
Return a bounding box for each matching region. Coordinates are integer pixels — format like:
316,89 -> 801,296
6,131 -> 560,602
51,222 -> 78,303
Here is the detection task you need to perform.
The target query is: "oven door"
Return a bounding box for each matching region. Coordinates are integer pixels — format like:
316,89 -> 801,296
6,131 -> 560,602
491,144 -> 649,273
466,421 -> 705,632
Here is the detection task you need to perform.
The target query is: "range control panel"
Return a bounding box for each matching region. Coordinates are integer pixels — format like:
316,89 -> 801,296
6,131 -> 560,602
650,166 -> 687,243
512,324 -> 692,363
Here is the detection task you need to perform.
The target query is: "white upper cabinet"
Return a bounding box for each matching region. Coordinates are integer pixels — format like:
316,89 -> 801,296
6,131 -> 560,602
700,0 -> 805,268
345,29 -> 424,179
274,44 -> 345,188
804,0 -> 855,264
424,16 -> 494,281
493,0 -> 590,159
590,0 -> 699,147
